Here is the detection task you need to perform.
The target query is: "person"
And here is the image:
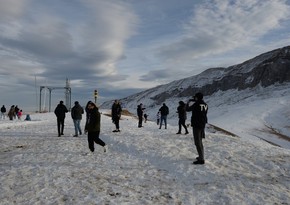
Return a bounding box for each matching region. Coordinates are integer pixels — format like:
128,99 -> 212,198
71,101 -> 84,137
54,100 -> 68,137
137,103 -> 145,127
159,103 -> 169,129
176,101 -> 189,134
8,105 -> 15,121
24,114 -> 31,121
186,92 -> 208,165
1,105 -> 6,119
111,100 -> 122,132
14,105 -> 19,119
17,109 -> 23,120
85,101 -> 107,153
156,111 -> 160,125
144,113 -> 148,123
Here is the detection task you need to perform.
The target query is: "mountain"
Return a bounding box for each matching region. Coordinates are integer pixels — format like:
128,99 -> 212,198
103,46 -> 290,108
101,46 -> 290,149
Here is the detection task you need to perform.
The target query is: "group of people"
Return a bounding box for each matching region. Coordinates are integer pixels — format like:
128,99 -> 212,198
54,91 -> 208,165
1,105 -> 23,120
54,100 -> 107,153
135,92 -> 208,165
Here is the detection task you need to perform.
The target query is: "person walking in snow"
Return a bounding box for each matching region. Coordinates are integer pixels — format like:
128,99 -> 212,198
54,100 -> 68,137
137,103 -> 145,127
8,105 -> 15,121
71,101 -> 84,137
111,100 -> 122,132
85,101 -> 107,153
176,101 -> 189,135
186,92 -> 208,165
159,103 -> 169,129
1,105 -> 6,119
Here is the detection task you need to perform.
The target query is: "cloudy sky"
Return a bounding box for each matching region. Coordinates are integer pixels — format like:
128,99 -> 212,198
0,0 -> 290,111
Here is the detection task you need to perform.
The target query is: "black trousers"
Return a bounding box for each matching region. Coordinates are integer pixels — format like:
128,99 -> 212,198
193,128 -> 205,161
114,118 -> 120,130
138,116 -> 143,127
57,118 -> 65,135
87,131 -> 105,152
178,119 -> 188,133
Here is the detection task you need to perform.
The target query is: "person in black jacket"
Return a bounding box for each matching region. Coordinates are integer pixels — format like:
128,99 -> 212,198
111,100 -> 122,132
1,105 -> 6,120
137,103 -> 145,127
54,100 -> 68,137
85,101 -> 107,153
186,92 -> 208,165
176,101 -> 189,134
71,101 -> 84,137
159,103 -> 169,129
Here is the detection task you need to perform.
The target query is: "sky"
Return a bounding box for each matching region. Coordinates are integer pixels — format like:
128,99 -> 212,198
0,0 -> 290,112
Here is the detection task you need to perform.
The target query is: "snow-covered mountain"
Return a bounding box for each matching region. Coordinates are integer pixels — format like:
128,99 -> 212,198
101,46 -> 290,149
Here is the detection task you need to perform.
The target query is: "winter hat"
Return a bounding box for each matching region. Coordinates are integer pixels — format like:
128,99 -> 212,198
194,92 -> 203,100
60,101 -> 64,104
74,101 -> 79,105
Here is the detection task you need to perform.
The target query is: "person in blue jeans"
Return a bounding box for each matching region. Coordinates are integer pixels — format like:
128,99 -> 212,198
159,103 -> 169,129
71,101 -> 84,137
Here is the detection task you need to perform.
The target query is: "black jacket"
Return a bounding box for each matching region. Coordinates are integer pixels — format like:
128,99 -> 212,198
54,104 -> 68,119
159,105 -> 169,116
1,106 -> 6,113
111,103 -> 122,121
71,104 -> 84,120
186,100 -> 208,129
177,103 -> 187,120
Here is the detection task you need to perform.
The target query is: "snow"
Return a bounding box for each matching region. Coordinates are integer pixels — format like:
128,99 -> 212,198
1,110 -> 290,204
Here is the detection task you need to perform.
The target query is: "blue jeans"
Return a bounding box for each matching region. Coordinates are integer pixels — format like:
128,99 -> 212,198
159,115 -> 167,129
73,119 -> 82,135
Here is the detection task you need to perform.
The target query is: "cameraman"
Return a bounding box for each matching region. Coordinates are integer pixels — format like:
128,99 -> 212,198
186,92 -> 208,165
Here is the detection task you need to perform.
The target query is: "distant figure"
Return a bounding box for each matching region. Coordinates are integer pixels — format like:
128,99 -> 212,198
24,114 -> 31,121
156,111 -> 160,125
14,105 -> 19,119
85,101 -> 107,153
54,101 -> 68,137
144,113 -> 148,123
17,110 -> 23,120
111,100 -> 122,132
176,101 -> 189,135
71,101 -> 84,137
137,103 -> 145,127
186,92 -> 208,165
8,105 -> 15,121
1,105 -> 6,119
159,103 -> 169,129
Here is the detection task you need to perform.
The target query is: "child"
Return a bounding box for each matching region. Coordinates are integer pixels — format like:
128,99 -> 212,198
156,111 -> 160,125
17,110 -> 23,120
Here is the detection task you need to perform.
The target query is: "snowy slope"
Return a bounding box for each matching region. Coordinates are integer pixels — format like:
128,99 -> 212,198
0,112 -> 290,204
101,46 -> 290,149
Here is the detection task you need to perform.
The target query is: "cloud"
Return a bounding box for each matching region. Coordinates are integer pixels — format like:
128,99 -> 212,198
0,0 -> 138,81
157,0 -> 290,61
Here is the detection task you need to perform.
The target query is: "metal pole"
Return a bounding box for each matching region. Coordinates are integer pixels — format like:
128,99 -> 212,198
39,87 -> 42,112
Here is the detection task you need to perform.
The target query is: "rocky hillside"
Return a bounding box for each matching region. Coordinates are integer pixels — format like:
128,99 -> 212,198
102,45 -> 290,108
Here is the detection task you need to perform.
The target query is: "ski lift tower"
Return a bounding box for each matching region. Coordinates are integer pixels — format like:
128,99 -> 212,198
39,79 -> 72,112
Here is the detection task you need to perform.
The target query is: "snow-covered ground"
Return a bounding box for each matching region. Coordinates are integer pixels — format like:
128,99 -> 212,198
0,111 -> 290,205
